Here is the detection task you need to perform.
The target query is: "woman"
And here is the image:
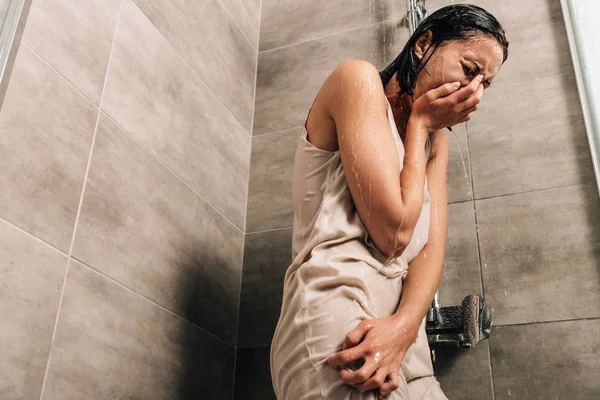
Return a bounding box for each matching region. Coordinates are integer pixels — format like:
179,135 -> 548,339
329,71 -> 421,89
270,4 -> 508,399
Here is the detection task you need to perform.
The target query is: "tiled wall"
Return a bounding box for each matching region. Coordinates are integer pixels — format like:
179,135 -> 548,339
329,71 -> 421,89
0,0 -> 259,397
236,0 -> 600,398
0,0 -> 9,23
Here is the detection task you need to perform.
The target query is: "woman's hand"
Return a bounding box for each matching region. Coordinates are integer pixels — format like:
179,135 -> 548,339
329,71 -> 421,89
411,74 -> 485,133
327,313 -> 420,394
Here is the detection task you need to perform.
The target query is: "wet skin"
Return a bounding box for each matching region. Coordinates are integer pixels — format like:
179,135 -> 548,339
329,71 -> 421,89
301,30 -> 503,395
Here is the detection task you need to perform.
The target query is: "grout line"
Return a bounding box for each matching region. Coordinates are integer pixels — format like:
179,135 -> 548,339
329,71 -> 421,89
473,182 -> 583,203
37,2 -> 124,397
488,335 -> 497,400
100,110 -> 245,236
466,120 -> 495,400
213,0 -> 256,52
234,232 -> 247,347
234,0 -> 263,394
447,197 -> 473,206
495,316 -> 600,328
0,215 -> 69,257
242,0 -> 263,232
20,41 -> 98,108
129,0 -> 252,137
258,15 -> 406,55
255,125 -> 303,138
243,0 -> 263,233
246,225 -> 293,235
70,256 -> 234,347
232,231 -> 246,396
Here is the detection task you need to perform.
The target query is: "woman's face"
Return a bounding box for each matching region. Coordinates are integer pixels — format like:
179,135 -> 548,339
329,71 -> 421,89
413,32 -> 504,100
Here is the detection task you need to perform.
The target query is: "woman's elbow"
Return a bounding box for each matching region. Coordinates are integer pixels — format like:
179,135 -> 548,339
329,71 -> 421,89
376,228 -> 413,259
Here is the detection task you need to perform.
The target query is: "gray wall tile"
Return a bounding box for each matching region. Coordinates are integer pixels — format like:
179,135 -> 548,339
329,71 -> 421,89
132,0 -> 256,131
0,45 -> 97,252
234,346 -> 276,400
427,0 -> 464,12
491,320 -> 600,400
103,0 -> 250,229
72,114 -> 243,343
434,341 -> 494,400
259,0 -> 407,52
254,17 -> 409,135
238,228 -> 292,347
447,123 -> 473,203
476,184 -> 600,325
42,260 -> 235,400
23,0 -> 121,103
219,0 -> 261,50
441,201 -> 481,306
247,129 -> 298,232
469,72 -> 590,198
0,0 -> 9,21
0,219 -> 66,400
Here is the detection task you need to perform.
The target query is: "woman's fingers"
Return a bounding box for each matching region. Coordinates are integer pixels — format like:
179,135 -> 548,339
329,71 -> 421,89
427,81 -> 461,101
339,356 -> 379,385
460,105 -> 478,117
344,320 -> 373,349
354,368 -> 388,392
379,371 -> 400,395
327,342 -> 368,368
451,74 -> 484,102
457,113 -> 473,123
458,84 -> 484,111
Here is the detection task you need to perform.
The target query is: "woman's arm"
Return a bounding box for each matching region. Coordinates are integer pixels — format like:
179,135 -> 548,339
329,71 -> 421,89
327,130 -> 449,394
325,60 -> 459,259
394,129 -> 449,330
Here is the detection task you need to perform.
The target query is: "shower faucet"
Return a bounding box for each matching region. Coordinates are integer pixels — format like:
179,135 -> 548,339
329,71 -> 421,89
406,0 -> 428,33
426,293 -> 493,349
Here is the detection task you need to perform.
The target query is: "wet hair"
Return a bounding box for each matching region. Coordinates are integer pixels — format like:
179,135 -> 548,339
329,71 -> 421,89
379,4 -> 509,95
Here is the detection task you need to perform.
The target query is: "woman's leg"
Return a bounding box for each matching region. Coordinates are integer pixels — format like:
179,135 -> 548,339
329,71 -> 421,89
272,263 -> 446,399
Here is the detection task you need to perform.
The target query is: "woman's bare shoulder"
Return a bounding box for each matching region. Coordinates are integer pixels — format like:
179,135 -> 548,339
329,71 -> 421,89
306,61 -> 386,151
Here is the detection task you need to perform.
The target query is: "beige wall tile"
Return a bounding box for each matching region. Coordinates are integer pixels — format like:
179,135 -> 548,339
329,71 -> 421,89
238,228 -> 292,347
0,218 -> 66,399
219,0 -> 261,49
103,0 -> 250,229
441,201 -> 482,306
260,0 -> 407,51
468,73 -> 590,198
491,320 -> 600,399
254,17 -> 409,135
133,0 -> 256,131
72,114 -> 244,343
23,0 -> 121,103
476,184 -> 600,325
0,45 -> 97,251
42,261 -> 235,399
435,341 -> 494,400
246,128 -> 298,232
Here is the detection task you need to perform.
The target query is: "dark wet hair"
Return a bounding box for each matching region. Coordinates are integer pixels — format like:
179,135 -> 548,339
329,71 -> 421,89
379,4 -> 509,95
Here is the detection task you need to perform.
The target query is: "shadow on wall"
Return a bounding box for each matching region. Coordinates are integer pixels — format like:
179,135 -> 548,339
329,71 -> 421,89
174,246 -> 237,399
